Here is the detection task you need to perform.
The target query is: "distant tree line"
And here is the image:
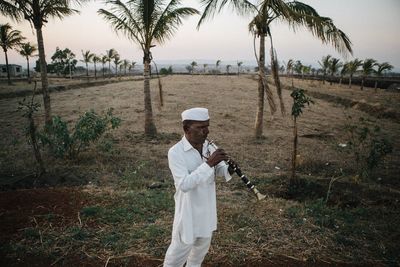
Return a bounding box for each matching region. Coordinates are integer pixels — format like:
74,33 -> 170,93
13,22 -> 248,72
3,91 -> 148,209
284,56 -> 394,91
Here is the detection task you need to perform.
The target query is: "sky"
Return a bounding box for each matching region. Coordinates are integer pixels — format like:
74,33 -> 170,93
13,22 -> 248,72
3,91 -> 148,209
1,0 -> 400,71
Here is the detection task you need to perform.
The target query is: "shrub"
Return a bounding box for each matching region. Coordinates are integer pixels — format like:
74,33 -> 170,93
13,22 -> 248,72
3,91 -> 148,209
159,66 -> 173,75
39,108 -> 121,159
343,116 -> 392,179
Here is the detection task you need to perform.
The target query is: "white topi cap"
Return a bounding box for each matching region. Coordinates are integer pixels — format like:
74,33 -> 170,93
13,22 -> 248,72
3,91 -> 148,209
181,107 -> 209,122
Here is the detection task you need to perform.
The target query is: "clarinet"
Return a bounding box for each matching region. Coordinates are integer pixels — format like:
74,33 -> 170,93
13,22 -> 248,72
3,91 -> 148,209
208,139 -> 266,201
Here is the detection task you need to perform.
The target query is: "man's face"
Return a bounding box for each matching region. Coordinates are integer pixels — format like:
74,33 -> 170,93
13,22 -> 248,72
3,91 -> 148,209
185,120 -> 210,146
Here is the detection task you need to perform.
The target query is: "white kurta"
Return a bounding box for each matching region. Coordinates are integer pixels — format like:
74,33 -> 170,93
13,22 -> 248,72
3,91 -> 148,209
168,136 -> 232,244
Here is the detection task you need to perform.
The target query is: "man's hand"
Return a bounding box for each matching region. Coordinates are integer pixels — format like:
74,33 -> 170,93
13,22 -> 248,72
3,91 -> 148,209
206,149 -> 228,167
227,159 -> 238,175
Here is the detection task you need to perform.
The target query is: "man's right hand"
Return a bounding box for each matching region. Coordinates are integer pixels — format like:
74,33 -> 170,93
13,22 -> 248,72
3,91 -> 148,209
206,149 -> 228,167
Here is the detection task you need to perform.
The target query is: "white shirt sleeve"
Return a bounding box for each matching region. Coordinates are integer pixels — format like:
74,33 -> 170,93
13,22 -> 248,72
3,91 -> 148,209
168,149 -> 215,193
215,161 -> 232,182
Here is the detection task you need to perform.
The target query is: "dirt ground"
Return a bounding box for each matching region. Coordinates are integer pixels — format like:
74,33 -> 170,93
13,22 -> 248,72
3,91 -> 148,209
0,75 -> 399,266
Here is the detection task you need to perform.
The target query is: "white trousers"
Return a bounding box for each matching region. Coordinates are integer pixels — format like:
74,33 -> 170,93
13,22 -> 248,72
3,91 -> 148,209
163,235 -> 212,267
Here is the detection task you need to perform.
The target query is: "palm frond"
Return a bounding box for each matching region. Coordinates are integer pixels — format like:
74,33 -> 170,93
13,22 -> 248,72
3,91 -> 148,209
98,3 -> 145,49
261,0 -> 294,23
19,42 -> 37,57
362,58 -> 378,75
0,0 -> 22,21
0,23 -> 25,50
197,0 -> 256,29
153,6 -> 199,44
376,62 -> 393,75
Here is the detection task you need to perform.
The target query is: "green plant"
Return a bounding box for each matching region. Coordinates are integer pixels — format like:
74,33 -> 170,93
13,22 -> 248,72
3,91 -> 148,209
290,89 -> 314,186
343,117 -> 392,179
97,138 -> 115,153
39,108 -> 121,159
18,83 -> 45,175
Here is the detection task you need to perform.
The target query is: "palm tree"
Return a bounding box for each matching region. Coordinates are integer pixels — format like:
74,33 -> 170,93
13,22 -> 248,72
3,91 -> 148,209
106,48 -> 118,76
279,64 -> 285,74
360,58 -> 377,90
0,23 -> 25,85
216,59 -> 221,72
92,54 -> 101,79
226,64 -> 232,74
190,61 -> 197,74
113,53 -> 121,77
130,61 -> 137,75
328,57 -> 342,85
318,55 -> 332,84
81,50 -> 94,77
64,48 -> 75,79
19,42 -> 37,83
237,61 -> 243,75
198,0 -> 352,138
203,63 -> 208,74
0,0 -> 89,125
101,55 -> 108,77
374,62 -> 393,91
347,58 -> 362,88
99,0 -> 198,136
122,59 -> 130,75
339,62 -> 349,86
119,63 -> 124,75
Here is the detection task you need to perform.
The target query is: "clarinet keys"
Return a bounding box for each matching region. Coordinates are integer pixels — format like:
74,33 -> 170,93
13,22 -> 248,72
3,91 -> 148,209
209,139 -> 266,201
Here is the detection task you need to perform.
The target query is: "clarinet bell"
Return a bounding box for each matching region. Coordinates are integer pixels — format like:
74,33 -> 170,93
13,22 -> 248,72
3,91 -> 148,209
256,192 -> 267,201
253,188 -> 267,201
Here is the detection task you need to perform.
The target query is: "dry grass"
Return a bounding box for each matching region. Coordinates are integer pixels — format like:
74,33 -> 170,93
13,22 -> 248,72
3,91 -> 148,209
0,75 -> 399,266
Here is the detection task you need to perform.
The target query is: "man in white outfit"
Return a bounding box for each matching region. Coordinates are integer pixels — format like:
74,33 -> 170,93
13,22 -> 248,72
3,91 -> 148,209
163,107 -> 233,267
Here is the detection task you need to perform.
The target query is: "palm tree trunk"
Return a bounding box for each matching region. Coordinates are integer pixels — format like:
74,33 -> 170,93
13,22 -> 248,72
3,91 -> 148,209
254,33 -> 276,138
254,34 -> 266,138
94,63 -> 97,79
349,75 -> 352,88
143,54 -> 157,136
374,80 -> 378,92
86,63 -> 89,77
108,62 -> 111,78
4,50 -> 11,85
361,77 -> 365,90
36,27 -> 51,125
26,57 -> 31,84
